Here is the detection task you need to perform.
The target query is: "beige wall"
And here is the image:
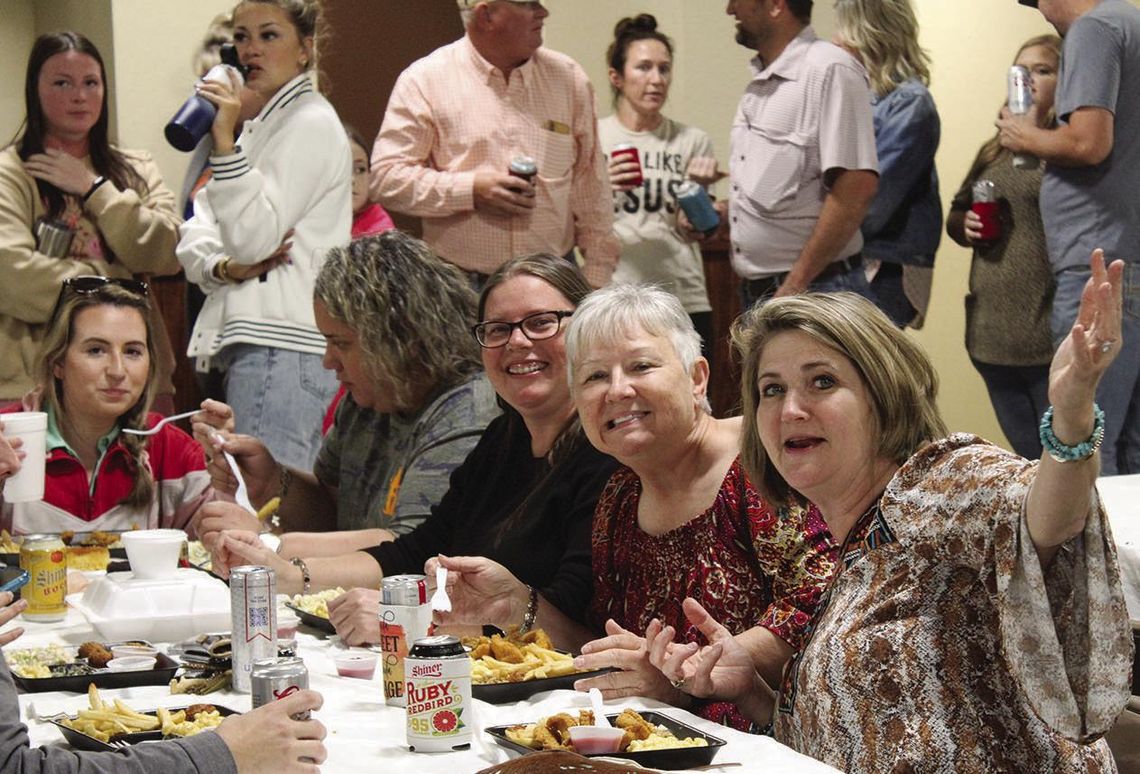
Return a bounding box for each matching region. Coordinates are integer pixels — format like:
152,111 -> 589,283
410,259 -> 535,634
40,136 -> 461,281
0,1 -> 37,145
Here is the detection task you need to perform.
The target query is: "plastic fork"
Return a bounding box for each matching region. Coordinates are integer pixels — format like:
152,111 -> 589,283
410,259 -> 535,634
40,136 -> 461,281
213,434 -> 255,514
121,410 -> 199,436
430,565 -> 451,613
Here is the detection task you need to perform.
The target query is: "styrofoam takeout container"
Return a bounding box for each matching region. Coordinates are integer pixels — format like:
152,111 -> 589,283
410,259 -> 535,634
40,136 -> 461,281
67,568 -> 230,642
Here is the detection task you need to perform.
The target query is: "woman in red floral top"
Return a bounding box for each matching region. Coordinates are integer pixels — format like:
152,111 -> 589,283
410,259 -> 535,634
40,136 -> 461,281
565,285 -> 835,729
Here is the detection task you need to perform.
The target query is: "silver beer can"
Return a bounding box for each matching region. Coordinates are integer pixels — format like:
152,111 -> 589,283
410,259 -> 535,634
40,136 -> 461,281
251,656 -> 310,719
380,574 -> 433,707
230,565 -> 277,693
1007,65 -> 1039,169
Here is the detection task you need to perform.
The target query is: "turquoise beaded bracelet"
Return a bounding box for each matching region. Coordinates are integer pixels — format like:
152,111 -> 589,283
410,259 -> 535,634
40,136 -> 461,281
1038,404 -> 1105,462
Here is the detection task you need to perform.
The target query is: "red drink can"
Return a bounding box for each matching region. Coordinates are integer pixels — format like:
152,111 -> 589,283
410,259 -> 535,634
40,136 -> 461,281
970,180 -> 1001,242
611,143 -> 643,186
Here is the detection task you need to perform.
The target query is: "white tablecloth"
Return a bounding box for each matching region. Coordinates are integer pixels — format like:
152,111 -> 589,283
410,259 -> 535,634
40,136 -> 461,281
1100,473 -> 1140,624
12,610 -> 838,774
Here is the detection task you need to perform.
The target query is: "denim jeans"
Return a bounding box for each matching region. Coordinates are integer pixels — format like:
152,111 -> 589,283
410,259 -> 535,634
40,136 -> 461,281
740,260 -> 873,311
220,344 -> 338,471
867,262 -> 916,329
1052,264 -> 1140,475
971,359 -> 1050,460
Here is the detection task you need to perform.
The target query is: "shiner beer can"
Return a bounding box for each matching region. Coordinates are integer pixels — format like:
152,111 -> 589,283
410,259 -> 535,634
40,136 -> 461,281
611,143 -> 644,187
251,656 -> 310,720
380,574 -> 433,707
405,635 -> 472,752
20,535 -> 67,622
230,566 -> 277,693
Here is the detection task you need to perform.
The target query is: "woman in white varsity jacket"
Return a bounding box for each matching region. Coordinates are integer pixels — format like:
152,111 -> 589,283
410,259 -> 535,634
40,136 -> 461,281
177,0 -> 351,471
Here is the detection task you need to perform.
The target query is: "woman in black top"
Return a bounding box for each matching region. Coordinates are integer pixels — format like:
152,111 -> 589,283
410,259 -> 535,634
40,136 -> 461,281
211,254 -> 617,646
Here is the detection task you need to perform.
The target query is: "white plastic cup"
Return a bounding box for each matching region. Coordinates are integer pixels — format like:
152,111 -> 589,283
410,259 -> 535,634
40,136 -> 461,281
1,412 -> 47,502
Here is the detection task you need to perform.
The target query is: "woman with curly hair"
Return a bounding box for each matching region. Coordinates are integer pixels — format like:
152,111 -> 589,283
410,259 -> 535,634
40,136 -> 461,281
191,230 -> 499,550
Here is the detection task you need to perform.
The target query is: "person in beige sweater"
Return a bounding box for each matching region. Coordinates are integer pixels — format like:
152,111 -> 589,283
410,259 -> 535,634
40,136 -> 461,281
0,31 -> 181,403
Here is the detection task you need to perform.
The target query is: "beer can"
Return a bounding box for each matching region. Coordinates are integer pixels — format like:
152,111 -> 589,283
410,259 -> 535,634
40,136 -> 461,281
405,635 -> 472,752
20,535 -> 67,622
611,143 -> 644,187
1007,65 -> 1039,169
970,179 -> 1001,242
380,574 -> 433,707
508,156 -> 538,195
676,181 -> 720,234
251,656 -> 310,719
230,566 -> 277,693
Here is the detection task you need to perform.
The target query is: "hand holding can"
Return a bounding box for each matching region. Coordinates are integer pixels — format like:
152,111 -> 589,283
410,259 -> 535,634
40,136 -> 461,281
508,157 -> 537,198
609,144 -> 643,190
970,180 -> 1001,242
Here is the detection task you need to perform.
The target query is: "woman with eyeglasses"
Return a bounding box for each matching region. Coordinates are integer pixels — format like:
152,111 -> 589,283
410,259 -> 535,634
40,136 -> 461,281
431,285 -> 835,730
1,277 -> 213,536
208,254 -> 618,647
0,32 -> 182,406
177,0 -> 351,472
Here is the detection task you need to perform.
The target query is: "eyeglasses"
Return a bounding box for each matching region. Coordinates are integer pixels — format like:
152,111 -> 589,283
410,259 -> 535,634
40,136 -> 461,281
471,310 -> 574,349
48,275 -> 149,324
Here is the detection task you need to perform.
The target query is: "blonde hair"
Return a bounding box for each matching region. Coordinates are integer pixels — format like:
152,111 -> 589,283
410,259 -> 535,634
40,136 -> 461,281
834,0 -> 931,97
36,283 -> 158,510
732,292 -> 946,506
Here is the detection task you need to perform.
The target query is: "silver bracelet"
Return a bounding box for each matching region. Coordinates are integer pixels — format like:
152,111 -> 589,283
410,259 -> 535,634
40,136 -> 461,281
290,556 -> 311,594
518,586 -> 539,634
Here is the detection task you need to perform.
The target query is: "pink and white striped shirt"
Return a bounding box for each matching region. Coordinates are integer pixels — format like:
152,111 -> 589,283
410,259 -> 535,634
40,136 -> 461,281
372,36 -> 618,285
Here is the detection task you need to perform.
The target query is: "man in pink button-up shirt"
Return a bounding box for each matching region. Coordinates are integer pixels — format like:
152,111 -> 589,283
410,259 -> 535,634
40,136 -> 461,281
371,0 -> 618,287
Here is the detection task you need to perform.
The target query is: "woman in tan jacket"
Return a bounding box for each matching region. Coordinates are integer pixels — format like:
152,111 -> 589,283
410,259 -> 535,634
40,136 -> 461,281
0,31 -> 181,404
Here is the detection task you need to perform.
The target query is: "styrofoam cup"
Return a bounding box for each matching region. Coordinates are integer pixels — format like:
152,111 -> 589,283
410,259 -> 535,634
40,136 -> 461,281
121,529 -> 185,579
2,412 -> 47,502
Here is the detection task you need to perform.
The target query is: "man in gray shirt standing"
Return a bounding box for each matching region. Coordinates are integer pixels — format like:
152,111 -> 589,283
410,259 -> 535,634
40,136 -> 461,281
1000,0 -> 1140,475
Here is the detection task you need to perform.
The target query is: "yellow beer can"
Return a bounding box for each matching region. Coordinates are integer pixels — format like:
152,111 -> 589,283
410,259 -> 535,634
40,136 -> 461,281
19,535 -> 67,622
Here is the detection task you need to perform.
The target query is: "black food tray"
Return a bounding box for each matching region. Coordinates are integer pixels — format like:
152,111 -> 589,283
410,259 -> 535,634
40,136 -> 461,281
473,667 -> 612,704
13,652 -> 180,694
485,711 -> 725,771
52,704 -> 239,752
284,601 -> 336,634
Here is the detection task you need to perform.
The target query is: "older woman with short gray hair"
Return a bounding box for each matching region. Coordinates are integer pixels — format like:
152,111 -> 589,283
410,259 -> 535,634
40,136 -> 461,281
436,283 -> 836,728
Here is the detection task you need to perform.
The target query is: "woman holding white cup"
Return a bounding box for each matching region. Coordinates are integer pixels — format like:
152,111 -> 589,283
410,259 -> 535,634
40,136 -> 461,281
1,277 -> 215,535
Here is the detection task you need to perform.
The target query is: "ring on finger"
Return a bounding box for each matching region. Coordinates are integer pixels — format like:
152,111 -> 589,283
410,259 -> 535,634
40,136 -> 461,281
670,677 -> 686,690
1098,338 -> 1116,354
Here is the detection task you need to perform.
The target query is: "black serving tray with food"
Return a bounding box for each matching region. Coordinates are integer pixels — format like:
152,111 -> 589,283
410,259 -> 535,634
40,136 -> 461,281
284,601 -> 336,634
0,530 -> 128,560
473,666 -> 613,704
484,711 -> 726,771
52,705 -> 239,752
12,651 -> 180,694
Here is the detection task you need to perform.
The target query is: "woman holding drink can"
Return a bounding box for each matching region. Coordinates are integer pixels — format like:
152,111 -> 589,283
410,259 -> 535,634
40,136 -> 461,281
600,15 -> 722,361
946,34 -> 1061,459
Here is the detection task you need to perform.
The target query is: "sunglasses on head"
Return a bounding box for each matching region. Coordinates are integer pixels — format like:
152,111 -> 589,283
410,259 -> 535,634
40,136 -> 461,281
48,275 -> 150,324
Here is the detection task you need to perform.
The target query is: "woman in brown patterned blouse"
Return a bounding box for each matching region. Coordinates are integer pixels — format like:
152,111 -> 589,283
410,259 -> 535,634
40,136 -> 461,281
650,250 -> 1132,771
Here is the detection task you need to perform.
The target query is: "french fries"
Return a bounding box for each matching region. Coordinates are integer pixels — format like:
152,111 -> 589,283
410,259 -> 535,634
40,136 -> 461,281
466,630 -> 584,685
61,685 -> 159,742
61,685 -> 223,743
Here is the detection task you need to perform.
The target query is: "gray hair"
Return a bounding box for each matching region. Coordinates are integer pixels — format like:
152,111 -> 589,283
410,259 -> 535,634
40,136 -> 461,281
314,231 -> 482,413
564,283 -> 711,414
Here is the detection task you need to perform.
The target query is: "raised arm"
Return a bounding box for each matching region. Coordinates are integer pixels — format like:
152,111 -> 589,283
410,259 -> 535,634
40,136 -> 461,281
1026,249 -> 1123,564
